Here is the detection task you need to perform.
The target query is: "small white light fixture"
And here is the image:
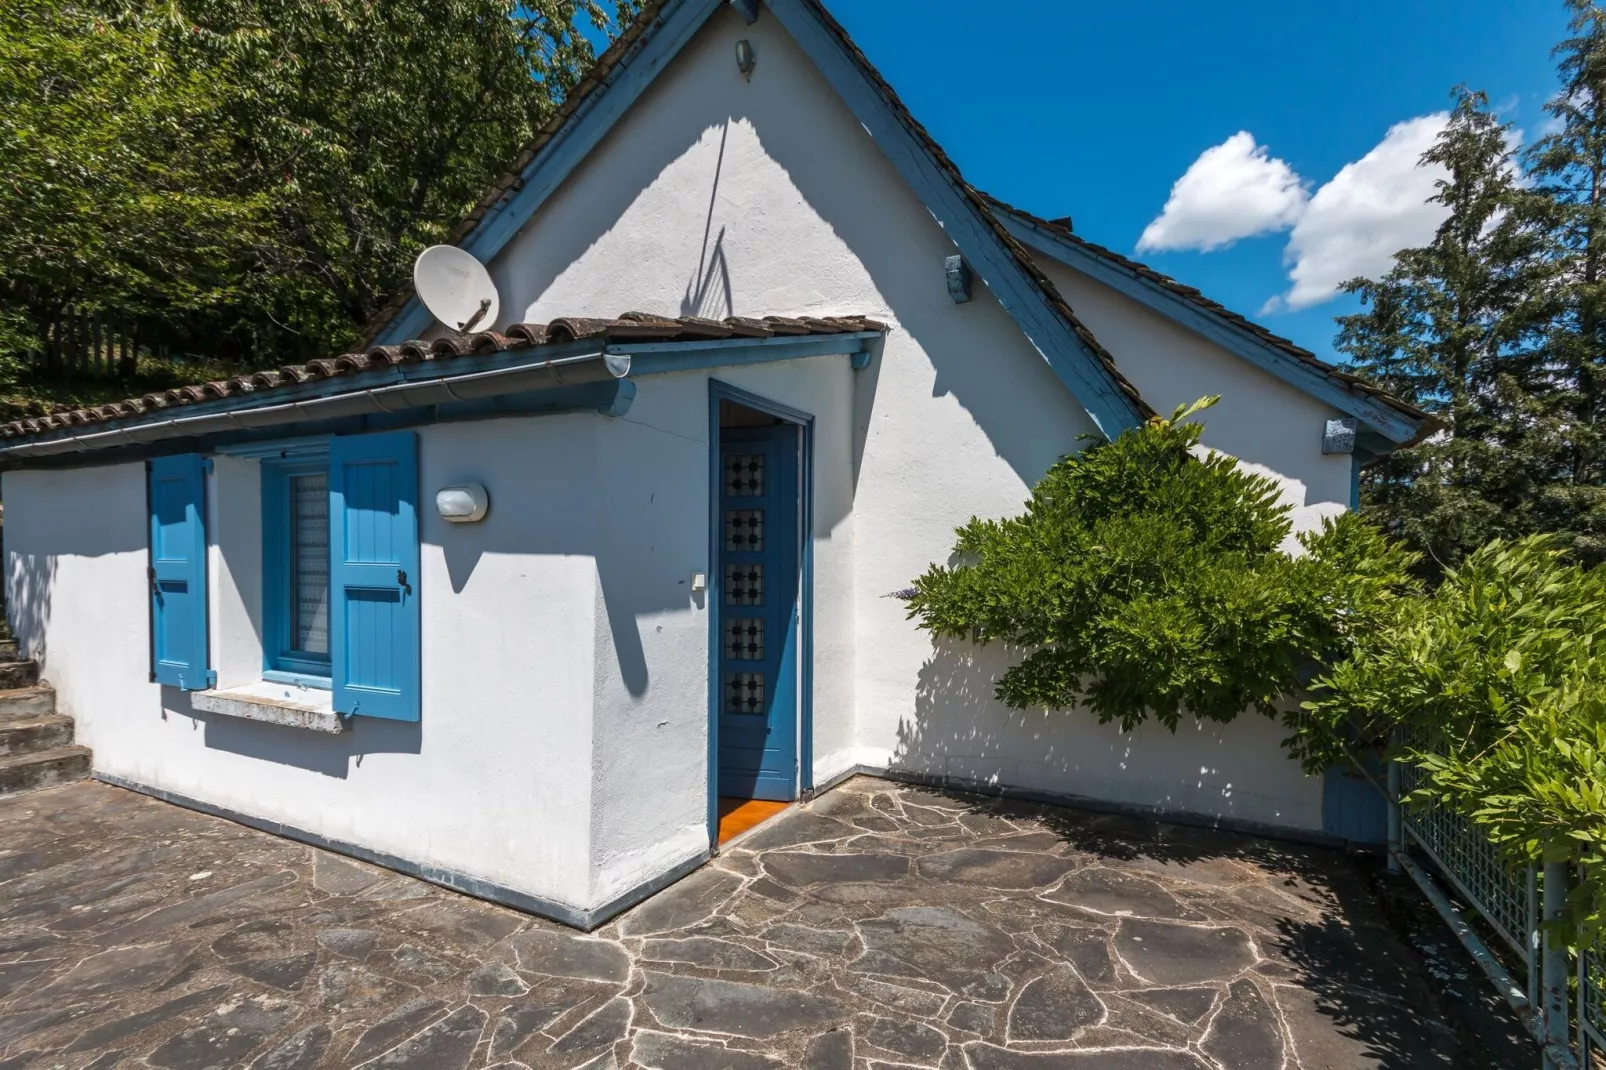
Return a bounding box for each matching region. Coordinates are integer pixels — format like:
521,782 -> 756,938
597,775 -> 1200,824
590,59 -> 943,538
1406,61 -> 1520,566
691,572 -> 707,593
436,482 -> 489,523
735,39 -> 756,80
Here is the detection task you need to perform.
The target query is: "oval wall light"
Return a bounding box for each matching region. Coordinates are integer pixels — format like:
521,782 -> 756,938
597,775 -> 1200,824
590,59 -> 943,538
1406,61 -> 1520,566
436,483 -> 489,523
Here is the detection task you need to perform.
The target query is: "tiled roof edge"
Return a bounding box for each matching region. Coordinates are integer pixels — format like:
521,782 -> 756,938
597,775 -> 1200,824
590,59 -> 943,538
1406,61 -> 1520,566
0,314 -> 888,445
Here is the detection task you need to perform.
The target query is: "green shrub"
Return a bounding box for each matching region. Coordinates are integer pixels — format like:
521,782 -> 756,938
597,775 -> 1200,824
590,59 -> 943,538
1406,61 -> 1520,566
909,395 -> 1606,937
1300,536 -> 1606,934
905,398 -> 1416,731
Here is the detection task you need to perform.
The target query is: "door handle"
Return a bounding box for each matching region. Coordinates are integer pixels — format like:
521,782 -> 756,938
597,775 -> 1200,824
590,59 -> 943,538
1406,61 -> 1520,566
397,569 -> 412,596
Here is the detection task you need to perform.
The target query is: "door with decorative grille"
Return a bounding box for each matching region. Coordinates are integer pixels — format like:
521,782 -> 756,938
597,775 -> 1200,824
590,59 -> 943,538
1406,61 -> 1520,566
716,425 -> 800,801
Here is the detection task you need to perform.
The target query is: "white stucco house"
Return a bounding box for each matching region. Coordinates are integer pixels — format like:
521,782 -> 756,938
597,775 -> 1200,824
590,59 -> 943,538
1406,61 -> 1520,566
0,0 -> 1429,928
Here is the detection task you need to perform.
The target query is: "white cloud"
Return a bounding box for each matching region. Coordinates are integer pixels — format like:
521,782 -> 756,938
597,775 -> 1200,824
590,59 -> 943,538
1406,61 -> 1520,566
1269,114 -> 1450,312
1136,132 -> 1309,253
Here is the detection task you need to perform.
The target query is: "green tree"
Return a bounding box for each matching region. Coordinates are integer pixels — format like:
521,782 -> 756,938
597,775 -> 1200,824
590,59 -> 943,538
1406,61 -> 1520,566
1338,89 -> 1552,577
164,0 -> 637,355
905,398 -> 1417,732
1296,536 -> 1606,936
0,0 -> 265,361
1525,0 -> 1606,566
0,0 -> 636,371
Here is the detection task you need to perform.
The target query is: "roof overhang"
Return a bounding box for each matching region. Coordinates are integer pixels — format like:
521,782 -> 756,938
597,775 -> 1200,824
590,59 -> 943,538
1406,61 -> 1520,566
0,327 -> 883,470
995,207 -> 1436,451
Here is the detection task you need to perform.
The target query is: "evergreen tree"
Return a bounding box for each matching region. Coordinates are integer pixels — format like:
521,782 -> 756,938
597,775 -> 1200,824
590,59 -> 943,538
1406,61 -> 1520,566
1338,89 -> 1550,577
1526,0 -> 1606,566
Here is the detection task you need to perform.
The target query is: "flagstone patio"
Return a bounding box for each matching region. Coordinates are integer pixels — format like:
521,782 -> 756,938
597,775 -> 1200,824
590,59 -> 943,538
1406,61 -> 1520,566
0,777 -> 1526,1069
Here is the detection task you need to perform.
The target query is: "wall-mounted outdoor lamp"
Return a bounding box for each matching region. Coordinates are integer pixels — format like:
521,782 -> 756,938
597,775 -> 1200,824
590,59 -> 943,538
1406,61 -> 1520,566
736,39 -> 756,81
436,482 -> 489,523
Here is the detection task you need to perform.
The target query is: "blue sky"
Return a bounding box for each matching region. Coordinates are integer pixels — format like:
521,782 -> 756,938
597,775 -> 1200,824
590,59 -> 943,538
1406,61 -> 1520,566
823,0 -> 1570,362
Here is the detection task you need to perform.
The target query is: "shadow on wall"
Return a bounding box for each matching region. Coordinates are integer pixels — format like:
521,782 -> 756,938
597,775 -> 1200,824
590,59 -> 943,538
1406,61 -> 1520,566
5,476 -> 148,665
494,36 -> 1087,495
749,79 -> 1092,490
681,120 -> 733,320
892,636 -> 1110,791
161,687 -> 423,779
431,445 -> 688,700
893,636 -> 1295,825
7,553 -> 56,662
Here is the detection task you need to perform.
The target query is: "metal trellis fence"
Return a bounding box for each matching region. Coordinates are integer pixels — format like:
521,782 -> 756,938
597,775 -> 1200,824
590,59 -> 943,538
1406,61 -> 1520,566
1396,755 -> 1539,992
1580,946 -> 1606,1060
1386,736 -> 1576,1070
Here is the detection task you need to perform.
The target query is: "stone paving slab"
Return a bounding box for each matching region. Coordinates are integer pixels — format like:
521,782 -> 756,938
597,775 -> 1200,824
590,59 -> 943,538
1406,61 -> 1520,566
0,777 -> 1527,1069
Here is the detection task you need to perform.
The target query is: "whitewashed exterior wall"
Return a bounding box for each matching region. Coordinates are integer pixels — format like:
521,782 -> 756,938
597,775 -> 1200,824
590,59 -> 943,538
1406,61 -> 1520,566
5,418 -> 607,913
484,5 -> 1343,833
4,3 -> 1368,923
583,356 -> 855,907
2,348 -> 856,918
1040,262 -> 1355,544
883,258 -> 1360,833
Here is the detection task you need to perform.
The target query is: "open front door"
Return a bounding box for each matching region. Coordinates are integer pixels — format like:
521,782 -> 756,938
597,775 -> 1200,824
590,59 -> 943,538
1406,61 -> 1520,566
716,424 -> 800,802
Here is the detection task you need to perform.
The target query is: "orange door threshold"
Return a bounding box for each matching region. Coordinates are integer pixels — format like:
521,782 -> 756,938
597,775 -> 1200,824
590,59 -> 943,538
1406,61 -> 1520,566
717,797 -> 789,845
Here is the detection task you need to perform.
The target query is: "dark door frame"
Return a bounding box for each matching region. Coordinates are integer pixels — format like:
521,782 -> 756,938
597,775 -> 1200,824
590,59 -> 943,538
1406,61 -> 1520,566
706,379 -> 815,847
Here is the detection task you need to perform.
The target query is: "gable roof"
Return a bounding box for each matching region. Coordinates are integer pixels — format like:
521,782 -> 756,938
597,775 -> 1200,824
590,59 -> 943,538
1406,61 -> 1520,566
364,0 -> 1155,438
988,197 -> 1435,449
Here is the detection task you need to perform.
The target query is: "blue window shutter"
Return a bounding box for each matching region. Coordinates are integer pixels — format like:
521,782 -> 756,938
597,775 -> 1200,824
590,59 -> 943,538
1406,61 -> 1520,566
147,454 -> 211,690
329,431 -> 420,721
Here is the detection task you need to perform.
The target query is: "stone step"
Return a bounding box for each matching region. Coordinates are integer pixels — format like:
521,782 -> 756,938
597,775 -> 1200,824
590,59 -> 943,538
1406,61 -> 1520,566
0,660 -> 40,690
0,713 -> 74,758
0,687 -> 55,722
0,745 -> 91,798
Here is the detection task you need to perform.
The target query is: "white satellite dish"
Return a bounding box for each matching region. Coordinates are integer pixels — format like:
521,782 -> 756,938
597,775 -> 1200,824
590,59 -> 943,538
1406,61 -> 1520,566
413,245 -> 500,333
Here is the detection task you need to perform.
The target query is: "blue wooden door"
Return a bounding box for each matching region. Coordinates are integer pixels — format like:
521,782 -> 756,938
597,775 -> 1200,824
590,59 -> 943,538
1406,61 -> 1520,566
148,454 -> 210,690
718,426 -> 799,801
330,431 -> 420,721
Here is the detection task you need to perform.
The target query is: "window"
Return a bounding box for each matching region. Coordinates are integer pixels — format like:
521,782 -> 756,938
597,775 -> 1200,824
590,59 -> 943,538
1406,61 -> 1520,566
263,456 -> 332,685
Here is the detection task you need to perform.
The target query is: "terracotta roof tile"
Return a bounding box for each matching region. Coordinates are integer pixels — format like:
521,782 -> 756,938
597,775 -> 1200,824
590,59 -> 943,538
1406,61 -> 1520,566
0,314 -> 886,444
723,316 -> 775,338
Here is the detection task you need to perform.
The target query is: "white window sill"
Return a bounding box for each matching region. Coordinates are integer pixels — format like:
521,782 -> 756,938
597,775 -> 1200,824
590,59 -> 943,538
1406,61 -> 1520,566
192,680 -> 348,734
